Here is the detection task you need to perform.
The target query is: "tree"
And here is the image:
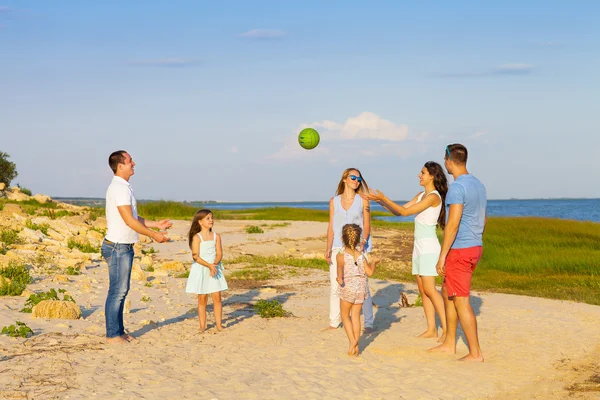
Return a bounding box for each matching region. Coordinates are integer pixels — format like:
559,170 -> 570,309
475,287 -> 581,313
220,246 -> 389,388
0,152 -> 18,187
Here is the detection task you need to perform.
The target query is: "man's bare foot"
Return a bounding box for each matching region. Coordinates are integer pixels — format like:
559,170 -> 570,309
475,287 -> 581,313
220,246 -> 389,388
121,334 -> 137,342
106,336 -> 128,344
427,344 -> 455,354
363,327 -> 375,334
417,330 -> 437,339
458,353 -> 484,362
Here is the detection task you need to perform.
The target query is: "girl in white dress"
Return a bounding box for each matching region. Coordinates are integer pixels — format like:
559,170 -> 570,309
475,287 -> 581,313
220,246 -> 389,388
186,209 -> 228,332
362,162 -> 448,341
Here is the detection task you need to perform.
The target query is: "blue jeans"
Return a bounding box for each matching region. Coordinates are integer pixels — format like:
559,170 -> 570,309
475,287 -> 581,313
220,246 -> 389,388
101,240 -> 134,338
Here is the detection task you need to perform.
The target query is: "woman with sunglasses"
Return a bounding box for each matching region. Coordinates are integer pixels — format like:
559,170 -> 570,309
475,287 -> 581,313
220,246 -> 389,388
325,168 -> 375,332
362,162 -> 448,341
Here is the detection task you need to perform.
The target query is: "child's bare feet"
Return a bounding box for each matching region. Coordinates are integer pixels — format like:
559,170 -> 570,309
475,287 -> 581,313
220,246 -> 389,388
216,325 -> 223,332
353,344 -> 359,357
417,330 -> 437,339
458,353 -> 484,362
348,341 -> 358,356
437,332 -> 446,343
427,343 -> 455,354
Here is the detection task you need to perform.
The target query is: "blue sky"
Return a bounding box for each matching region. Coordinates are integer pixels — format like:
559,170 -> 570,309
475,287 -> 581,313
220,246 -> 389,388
2,1 -> 598,201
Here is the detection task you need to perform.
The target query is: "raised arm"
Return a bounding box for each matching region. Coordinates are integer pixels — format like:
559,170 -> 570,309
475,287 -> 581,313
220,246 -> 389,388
364,190 -> 440,217
117,205 -> 169,243
325,198 -> 335,264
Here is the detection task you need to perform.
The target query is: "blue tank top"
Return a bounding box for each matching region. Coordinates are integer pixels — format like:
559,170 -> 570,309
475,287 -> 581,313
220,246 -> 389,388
331,194 -> 372,252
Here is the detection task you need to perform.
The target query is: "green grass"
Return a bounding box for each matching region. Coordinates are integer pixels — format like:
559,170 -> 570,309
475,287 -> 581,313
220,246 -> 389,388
25,219 -> 49,235
229,267 -> 281,281
0,261 -> 32,296
0,198 -> 58,216
229,255 -> 329,272
67,238 -> 100,253
88,207 -> 105,221
0,228 -> 24,246
20,187 -> 32,196
176,271 -> 190,278
246,225 -> 264,234
41,209 -> 75,219
142,247 -> 158,255
254,299 -> 290,318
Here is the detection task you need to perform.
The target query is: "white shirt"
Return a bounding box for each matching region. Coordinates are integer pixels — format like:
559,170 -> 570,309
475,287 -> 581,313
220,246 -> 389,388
105,176 -> 139,244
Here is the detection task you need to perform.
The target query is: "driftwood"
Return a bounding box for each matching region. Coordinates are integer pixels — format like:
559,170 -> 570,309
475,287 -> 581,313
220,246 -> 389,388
400,292 -> 410,308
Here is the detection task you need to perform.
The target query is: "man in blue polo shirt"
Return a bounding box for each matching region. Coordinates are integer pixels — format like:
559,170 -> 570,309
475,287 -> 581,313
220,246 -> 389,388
429,143 -> 487,362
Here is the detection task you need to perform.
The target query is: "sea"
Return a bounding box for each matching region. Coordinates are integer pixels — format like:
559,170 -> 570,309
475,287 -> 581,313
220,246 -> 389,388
55,198 -> 600,223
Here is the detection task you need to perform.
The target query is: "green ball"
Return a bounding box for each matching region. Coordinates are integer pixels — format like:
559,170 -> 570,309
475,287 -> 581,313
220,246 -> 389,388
298,128 -> 320,150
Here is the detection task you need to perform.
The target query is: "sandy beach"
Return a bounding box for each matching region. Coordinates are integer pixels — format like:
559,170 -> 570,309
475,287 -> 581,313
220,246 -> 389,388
1,219 -> 599,399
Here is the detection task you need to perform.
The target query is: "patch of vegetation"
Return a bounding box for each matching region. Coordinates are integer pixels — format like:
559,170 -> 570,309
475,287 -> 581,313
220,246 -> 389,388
144,282 -> 152,287
0,261 -> 31,296
140,295 -> 151,302
142,247 -> 158,255
89,226 -> 107,236
145,265 -> 155,272
229,268 -> 280,281
414,293 -> 423,307
21,288 -> 75,313
0,151 -> 18,187
0,246 -> 6,255
67,238 -> 99,253
246,225 -> 264,234
65,266 -> 81,275
88,207 -> 105,221
176,271 -> 190,278
229,255 -> 329,272
254,299 -> 291,318
41,209 -> 74,219
0,228 -> 24,246
2,321 -> 33,338
0,203 -> 3,212
19,186 -> 32,196
25,219 -> 49,235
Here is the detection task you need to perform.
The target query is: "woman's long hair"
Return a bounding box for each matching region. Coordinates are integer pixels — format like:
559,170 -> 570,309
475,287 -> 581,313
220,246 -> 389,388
188,209 -> 212,249
424,161 -> 448,229
335,167 -> 370,196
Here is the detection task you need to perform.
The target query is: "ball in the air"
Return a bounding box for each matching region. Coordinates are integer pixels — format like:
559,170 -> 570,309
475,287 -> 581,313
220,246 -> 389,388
298,128 -> 320,150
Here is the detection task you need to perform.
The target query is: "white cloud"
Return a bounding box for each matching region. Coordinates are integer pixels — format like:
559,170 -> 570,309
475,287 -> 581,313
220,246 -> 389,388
127,58 -> 199,67
268,112 -> 409,161
240,29 -> 286,39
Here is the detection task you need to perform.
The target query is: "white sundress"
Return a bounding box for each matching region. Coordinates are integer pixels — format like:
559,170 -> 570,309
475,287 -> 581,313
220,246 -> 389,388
412,191 -> 442,276
185,232 -> 228,294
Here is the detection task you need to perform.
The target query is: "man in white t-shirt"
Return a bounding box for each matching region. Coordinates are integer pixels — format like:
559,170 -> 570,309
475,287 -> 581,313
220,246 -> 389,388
101,150 -> 172,344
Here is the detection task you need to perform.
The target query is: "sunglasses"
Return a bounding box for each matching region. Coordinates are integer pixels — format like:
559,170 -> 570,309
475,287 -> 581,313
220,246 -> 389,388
445,146 -> 452,161
349,175 -> 363,182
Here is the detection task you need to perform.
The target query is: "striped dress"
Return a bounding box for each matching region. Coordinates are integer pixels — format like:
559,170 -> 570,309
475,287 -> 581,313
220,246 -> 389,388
412,191 -> 442,276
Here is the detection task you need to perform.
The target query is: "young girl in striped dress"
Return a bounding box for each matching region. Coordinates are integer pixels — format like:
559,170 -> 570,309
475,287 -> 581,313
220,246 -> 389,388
362,162 -> 449,341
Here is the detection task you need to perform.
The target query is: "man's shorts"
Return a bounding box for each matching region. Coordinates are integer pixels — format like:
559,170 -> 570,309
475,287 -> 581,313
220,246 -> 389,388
444,246 -> 483,298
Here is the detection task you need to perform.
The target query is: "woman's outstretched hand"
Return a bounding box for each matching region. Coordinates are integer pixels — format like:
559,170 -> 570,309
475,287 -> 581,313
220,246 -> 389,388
360,189 -> 385,202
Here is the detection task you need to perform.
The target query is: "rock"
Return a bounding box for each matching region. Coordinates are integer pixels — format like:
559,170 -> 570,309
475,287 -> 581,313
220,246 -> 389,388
32,194 -> 52,204
140,255 -> 153,268
131,262 -> 147,282
19,227 -> 46,243
159,261 -> 185,272
288,248 -> 297,253
124,298 -> 131,314
45,229 -> 64,241
6,190 -> 30,202
86,230 -> 104,242
0,203 -> 25,216
139,320 -> 157,327
32,300 -> 82,319
21,289 -> 34,298
0,182 -> 5,191
52,275 -> 70,284
170,235 -> 183,241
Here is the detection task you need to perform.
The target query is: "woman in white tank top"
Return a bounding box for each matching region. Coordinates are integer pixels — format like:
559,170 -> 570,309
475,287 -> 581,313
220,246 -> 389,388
362,162 -> 449,341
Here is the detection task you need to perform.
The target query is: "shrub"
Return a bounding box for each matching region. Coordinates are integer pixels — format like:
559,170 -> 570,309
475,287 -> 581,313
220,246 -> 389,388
0,152 -> 18,187
176,271 -> 190,278
414,293 -> 423,307
145,265 -> 155,272
89,207 -> 105,221
144,282 -> 152,287
254,299 -> 290,318
41,209 -> 73,219
65,266 -> 81,275
67,238 -> 99,253
21,288 -> 75,313
0,261 -> 31,296
140,296 -> 151,302
142,247 -> 157,255
25,219 -> 49,235
20,187 -> 32,196
2,321 -> 33,338
0,229 -> 24,246
246,225 -> 264,234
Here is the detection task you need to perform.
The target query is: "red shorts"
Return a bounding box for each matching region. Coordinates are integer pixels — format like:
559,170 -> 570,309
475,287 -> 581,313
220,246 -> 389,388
444,246 -> 483,298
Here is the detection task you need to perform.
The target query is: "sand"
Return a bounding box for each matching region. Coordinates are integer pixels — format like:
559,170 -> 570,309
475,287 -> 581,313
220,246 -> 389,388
1,220 -> 599,399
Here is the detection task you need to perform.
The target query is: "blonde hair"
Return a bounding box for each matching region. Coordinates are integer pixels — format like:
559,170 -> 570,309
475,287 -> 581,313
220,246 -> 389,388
342,224 -> 362,249
335,167 -> 370,196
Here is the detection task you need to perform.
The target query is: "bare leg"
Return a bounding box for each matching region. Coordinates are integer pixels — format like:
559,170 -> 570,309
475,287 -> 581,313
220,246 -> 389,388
340,299 -> 356,355
416,275 -> 437,338
454,296 -> 484,362
211,291 -> 223,331
422,276 -> 447,342
351,303 -> 363,356
197,294 -> 208,331
428,285 -> 456,354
